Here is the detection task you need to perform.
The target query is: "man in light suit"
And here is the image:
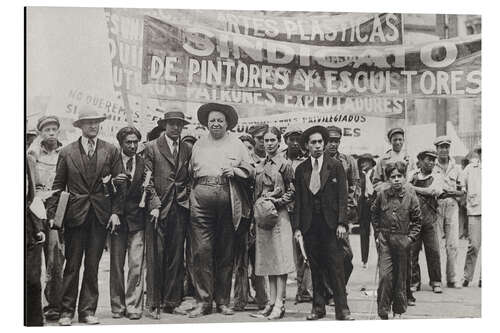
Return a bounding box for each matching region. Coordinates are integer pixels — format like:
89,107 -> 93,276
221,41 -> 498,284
293,125 -> 354,321
143,109 -> 192,318
46,106 -> 122,326
109,126 -> 147,320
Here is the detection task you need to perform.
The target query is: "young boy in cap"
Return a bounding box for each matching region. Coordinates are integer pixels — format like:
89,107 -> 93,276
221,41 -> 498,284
408,150 -> 443,294
27,115 -> 65,321
434,135 -> 464,289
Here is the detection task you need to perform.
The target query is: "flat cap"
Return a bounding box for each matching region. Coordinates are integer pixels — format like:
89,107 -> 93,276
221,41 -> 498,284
417,149 -> 438,160
326,125 -> 342,138
37,115 -> 60,131
434,135 -> 452,146
387,127 -> 405,141
283,124 -> 303,140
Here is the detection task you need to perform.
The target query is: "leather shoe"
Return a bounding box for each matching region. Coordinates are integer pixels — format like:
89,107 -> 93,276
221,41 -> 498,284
112,312 -> 125,319
407,299 -> 416,306
306,312 -> 325,320
447,282 -> 462,289
233,305 -> 246,312
432,286 -> 443,294
216,304 -> 235,315
164,306 -> 188,315
379,314 -> 389,320
462,280 -> 469,287
58,317 -> 72,326
146,308 -> 160,320
295,294 -> 312,303
78,315 -> 99,325
188,305 -> 212,318
337,314 -> 355,321
128,313 -> 142,320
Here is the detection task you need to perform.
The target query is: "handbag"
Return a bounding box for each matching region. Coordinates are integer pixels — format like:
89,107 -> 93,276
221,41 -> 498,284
254,197 -> 279,230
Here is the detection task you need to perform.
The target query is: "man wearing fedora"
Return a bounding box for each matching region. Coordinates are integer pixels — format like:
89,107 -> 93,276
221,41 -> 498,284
142,109 -> 192,317
373,127 -> 415,191
188,102 -> 254,318
27,115 -> 64,321
46,105 -> 122,326
434,135 -> 464,289
293,125 -> 353,321
357,153 -> 378,268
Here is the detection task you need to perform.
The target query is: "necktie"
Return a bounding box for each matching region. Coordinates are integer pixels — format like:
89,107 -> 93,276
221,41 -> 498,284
172,140 -> 178,160
309,158 -> 321,195
87,139 -> 95,158
126,157 -> 133,176
364,169 -> 374,197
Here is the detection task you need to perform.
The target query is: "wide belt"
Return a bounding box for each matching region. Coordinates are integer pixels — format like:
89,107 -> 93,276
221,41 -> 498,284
195,176 -> 229,186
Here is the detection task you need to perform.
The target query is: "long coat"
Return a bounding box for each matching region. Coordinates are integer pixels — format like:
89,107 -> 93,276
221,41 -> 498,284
293,155 -> 348,234
143,134 -> 191,218
112,154 -> 146,232
47,138 -> 122,227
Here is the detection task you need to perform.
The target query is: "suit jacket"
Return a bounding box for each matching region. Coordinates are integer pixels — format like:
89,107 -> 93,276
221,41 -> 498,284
293,154 -> 348,234
46,138 -> 122,228
26,157 -> 44,246
144,134 -> 191,220
113,154 -> 146,232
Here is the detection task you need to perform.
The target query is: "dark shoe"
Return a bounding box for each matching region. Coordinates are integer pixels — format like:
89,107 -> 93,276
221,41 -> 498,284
250,303 -> 274,318
44,311 -> 60,321
462,280 -> 469,287
188,305 -> 212,318
379,314 -> 389,320
112,312 -> 125,319
267,303 -> 285,320
295,293 -> 313,303
479,280 -> 482,288
432,285 -> 443,293
58,317 -> 72,326
78,315 -> 100,325
410,282 -> 421,292
407,299 -> 416,306
128,313 -> 142,320
233,305 -> 246,312
447,282 -> 462,289
306,312 -> 325,320
216,304 -> 235,315
146,308 -> 161,320
164,306 -> 188,315
337,314 -> 355,321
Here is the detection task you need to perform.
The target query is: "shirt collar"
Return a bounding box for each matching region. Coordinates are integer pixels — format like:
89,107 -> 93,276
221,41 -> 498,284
121,151 -> 135,162
310,154 -> 324,166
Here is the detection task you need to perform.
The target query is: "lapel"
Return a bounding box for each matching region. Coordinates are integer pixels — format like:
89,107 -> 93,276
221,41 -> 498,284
175,141 -> 188,176
90,139 -> 108,189
156,134 -> 176,167
129,155 -> 144,194
319,155 -> 331,192
68,140 -> 90,187
303,157 -> 312,193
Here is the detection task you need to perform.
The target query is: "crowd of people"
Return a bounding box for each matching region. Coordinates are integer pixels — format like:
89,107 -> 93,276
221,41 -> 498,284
25,102 -> 482,326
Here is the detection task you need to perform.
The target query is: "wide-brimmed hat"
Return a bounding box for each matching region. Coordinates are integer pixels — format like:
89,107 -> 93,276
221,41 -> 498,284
157,109 -> 190,128
357,153 -> 378,167
72,105 -> 107,128
197,103 -> 238,130
301,125 -> 330,150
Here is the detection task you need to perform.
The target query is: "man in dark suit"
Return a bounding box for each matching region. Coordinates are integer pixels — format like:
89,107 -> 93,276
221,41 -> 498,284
109,127 -> 146,320
293,125 -> 354,321
143,109 -> 191,318
46,106 -> 122,326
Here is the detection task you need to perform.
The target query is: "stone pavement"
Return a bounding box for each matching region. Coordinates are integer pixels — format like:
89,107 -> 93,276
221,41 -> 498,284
43,233 -> 480,326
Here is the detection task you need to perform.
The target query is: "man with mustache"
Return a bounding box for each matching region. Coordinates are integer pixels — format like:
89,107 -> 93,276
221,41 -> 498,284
27,115 -> 64,322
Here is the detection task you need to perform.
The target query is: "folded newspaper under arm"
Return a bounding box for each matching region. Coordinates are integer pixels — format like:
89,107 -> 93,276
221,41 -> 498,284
53,191 -> 70,229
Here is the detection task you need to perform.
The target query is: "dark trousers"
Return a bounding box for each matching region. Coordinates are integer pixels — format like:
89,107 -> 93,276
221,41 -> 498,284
304,212 -> 350,319
377,232 -> 410,317
410,221 -> 442,287
110,229 -> 145,315
189,184 -> 235,308
25,242 -> 43,326
60,209 -> 107,318
145,204 -> 187,309
359,218 -> 371,264
42,228 -> 64,318
233,220 -> 268,308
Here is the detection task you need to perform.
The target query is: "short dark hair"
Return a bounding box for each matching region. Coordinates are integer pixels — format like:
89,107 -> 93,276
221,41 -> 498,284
239,134 -> 255,147
263,126 -> 282,142
116,126 -> 142,145
385,161 -> 407,178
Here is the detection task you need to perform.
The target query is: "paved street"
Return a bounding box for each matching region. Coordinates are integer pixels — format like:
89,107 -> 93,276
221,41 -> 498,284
43,233 -> 480,326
